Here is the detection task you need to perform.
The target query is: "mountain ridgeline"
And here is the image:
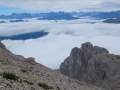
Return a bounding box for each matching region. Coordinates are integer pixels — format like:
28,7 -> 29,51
60,42 -> 120,90
0,12 -> 79,20
0,11 -> 120,19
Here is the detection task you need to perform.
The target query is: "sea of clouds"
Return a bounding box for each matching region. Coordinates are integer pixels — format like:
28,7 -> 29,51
0,18 -> 120,69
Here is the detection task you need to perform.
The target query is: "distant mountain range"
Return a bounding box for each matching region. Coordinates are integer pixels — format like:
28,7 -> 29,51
103,18 -> 120,23
0,13 -> 41,19
70,11 -> 120,19
0,31 -> 48,40
0,12 -> 79,20
38,12 -> 79,20
0,11 -> 120,20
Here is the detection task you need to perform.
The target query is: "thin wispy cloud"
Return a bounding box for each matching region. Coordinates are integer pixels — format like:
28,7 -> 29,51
0,0 -> 120,12
1,19 -> 120,69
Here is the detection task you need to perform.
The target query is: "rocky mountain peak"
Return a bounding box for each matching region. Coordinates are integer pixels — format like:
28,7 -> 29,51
60,42 -> 120,89
70,42 -> 109,61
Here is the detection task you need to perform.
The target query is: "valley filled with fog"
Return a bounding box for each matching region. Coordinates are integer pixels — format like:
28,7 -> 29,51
0,18 -> 120,69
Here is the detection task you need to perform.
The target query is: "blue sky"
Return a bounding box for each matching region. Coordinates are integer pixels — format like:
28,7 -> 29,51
0,6 -> 25,15
0,0 -> 120,15
0,5 -> 47,15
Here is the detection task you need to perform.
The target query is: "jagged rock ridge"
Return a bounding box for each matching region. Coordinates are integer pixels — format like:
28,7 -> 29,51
0,41 -> 104,90
60,42 -> 120,90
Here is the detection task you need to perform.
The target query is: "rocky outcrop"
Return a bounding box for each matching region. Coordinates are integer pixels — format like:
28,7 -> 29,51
26,57 -> 36,65
60,42 -> 120,89
0,42 -> 104,90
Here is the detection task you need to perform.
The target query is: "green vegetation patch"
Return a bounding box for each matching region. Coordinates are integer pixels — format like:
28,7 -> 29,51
38,82 -> 53,89
3,72 -> 19,81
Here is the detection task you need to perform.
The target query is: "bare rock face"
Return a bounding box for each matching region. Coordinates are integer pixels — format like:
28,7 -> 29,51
87,54 -> 120,89
60,42 -> 109,79
60,42 -> 120,89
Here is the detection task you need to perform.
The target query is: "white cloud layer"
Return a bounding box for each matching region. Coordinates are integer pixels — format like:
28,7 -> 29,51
1,19 -> 120,69
0,0 -> 120,11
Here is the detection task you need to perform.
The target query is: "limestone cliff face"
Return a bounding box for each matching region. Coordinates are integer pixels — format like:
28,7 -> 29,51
60,42 -> 120,89
0,41 -> 104,90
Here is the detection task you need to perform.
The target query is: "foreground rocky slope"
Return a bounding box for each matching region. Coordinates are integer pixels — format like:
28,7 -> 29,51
0,41 -> 104,90
60,42 -> 120,90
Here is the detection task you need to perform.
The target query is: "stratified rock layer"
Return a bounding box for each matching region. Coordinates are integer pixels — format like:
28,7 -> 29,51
60,42 -> 120,89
